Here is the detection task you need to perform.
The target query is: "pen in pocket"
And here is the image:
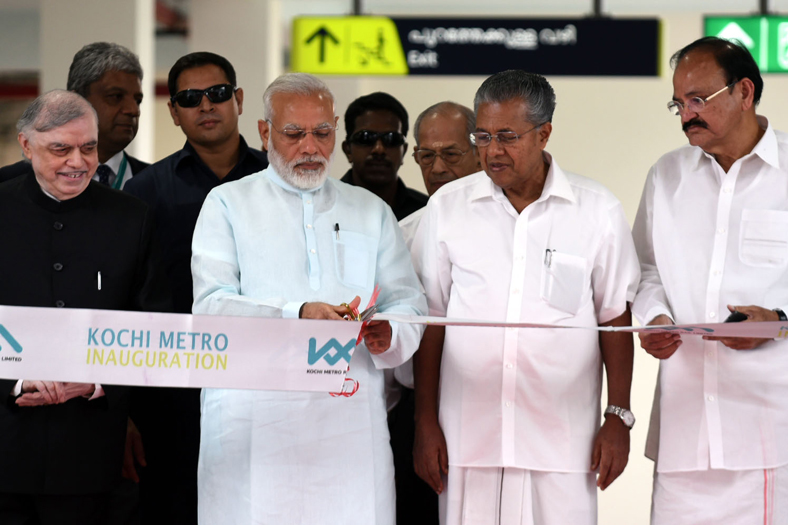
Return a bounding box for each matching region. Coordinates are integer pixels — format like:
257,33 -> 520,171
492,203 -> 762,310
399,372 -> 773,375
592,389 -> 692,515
97,271 -> 102,291
335,223 -> 340,240
544,249 -> 553,268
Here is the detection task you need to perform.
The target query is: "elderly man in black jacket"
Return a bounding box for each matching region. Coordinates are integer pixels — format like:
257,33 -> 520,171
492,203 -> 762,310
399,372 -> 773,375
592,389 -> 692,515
0,90 -> 169,525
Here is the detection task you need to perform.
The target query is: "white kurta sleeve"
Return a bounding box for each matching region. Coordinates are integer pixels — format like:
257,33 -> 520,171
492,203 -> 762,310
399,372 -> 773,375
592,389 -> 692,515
591,199 -> 641,324
192,189 -> 299,317
368,206 -> 427,369
410,199 -> 451,317
631,166 -> 674,325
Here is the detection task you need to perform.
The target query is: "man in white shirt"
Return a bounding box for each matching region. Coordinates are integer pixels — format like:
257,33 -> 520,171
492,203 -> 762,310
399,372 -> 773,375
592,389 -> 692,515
633,37 -> 788,523
400,101 -> 481,247
191,72 -> 426,524
411,70 -> 640,525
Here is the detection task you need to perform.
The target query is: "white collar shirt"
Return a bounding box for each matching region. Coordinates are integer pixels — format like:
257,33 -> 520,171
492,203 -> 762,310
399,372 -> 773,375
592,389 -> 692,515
410,154 -> 639,471
92,150 -> 133,189
632,116 -> 788,472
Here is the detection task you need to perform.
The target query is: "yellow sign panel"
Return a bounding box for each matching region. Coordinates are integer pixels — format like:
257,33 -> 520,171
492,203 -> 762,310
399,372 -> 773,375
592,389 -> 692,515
291,17 -> 409,75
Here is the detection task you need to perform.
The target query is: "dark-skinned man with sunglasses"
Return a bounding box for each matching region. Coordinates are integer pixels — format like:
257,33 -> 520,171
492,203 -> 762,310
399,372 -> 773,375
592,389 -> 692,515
123,52 -> 267,525
632,37 -> 788,524
411,70 -> 639,524
341,92 -> 428,221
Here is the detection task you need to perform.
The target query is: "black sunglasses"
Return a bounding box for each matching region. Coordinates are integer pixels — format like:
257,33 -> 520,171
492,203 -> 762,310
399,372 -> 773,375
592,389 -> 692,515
171,84 -> 237,108
349,130 -> 405,147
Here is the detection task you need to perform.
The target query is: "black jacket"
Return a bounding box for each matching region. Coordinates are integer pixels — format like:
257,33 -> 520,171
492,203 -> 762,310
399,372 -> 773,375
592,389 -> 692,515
0,174 -> 170,494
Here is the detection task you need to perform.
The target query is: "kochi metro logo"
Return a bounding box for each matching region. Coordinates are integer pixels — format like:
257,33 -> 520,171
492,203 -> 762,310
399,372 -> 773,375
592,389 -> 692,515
0,325 -> 23,353
307,338 -> 354,365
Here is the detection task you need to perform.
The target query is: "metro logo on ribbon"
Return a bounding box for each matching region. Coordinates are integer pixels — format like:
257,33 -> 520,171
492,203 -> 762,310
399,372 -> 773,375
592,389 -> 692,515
0,324 -> 23,358
307,338 -> 355,366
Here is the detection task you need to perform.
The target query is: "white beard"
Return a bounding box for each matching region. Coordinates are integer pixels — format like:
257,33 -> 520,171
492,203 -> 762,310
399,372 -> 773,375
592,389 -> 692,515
267,136 -> 332,190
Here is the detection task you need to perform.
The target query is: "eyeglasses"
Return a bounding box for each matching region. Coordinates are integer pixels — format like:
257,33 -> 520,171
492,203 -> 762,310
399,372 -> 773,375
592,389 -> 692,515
667,81 -> 738,116
171,84 -> 238,108
414,148 -> 470,166
349,130 -> 406,148
267,120 -> 336,143
469,123 -> 543,147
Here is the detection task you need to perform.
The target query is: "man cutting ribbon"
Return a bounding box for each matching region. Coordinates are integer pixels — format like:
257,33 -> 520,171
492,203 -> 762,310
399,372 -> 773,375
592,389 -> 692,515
190,72 -> 426,525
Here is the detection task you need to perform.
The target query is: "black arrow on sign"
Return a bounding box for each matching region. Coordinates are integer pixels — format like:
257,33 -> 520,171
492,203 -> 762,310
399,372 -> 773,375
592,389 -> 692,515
306,26 -> 339,63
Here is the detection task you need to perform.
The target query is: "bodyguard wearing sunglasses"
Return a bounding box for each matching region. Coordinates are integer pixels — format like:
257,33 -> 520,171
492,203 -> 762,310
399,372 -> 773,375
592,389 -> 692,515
633,37 -> 788,523
340,92 -> 428,220
123,52 -> 267,525
411,70 -> 639,525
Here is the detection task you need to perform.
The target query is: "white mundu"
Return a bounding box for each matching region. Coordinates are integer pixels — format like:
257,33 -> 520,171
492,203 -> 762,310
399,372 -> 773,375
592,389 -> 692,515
411,154 -> 640,523
632,117 -> 788,522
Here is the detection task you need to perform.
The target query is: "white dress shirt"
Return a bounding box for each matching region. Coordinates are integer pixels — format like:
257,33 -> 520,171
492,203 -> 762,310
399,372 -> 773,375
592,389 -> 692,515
399,207 -> 425,251
191,167 -> 426,524
381,208 -> 428,411
411,154 -> 639,471
93,150 -> 133,189
632,117 -> 788,473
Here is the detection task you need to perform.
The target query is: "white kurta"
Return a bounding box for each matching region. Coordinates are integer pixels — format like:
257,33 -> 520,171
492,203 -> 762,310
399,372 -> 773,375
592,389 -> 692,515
411,154 -> 640,472
191,167 -> 426,525
632,117 -> 788,474
381,207 -> 428,410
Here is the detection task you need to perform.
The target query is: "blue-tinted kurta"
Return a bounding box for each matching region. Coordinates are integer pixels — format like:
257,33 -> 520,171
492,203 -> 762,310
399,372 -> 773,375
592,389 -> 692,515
191,167 -> 426,525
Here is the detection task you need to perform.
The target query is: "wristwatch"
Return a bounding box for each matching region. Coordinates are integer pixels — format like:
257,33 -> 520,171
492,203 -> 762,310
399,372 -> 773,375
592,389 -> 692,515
773,309 -> 787,322
604,405 -> 635,429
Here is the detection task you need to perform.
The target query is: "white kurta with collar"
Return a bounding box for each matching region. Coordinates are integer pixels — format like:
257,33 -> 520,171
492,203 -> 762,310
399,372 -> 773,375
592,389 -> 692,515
410,153 -> 640,472
191,167 -> 426,525
632,117 -> 788,474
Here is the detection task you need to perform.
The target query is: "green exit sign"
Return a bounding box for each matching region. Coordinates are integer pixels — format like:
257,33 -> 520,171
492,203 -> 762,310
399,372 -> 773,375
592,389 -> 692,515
705,16 -> 788,73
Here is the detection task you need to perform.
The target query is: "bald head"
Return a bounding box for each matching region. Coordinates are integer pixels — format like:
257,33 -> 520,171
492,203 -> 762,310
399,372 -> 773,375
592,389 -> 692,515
17,90 -> 98,140
414,101 -> 475,147
412,101 -> 479,195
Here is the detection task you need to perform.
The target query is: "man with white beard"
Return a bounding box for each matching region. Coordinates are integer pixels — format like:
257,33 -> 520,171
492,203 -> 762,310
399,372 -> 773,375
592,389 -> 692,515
190,73 -> 427,524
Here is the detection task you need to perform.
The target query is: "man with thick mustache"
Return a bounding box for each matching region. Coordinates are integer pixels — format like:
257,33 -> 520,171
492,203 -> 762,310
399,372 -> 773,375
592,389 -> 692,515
633,37 -> 788,523
123,52 -> 268,525
341,92 -> 428,220
190,73 -> 426,524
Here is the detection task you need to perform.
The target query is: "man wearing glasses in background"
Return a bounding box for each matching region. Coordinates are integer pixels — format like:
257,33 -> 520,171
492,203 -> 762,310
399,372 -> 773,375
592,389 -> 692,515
411,70 -> 639,524
386,101 -> 480,525
401,101 -> 481,245
191,72 -> 425,524
633,37 -> 788,523
341,92 -> 428,220
123,52 -> 267,525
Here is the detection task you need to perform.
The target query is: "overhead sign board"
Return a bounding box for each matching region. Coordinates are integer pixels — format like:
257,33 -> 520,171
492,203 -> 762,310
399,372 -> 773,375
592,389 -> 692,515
291,17 -> 660,77
705,16 -> 788,73
291,17 -> 408,75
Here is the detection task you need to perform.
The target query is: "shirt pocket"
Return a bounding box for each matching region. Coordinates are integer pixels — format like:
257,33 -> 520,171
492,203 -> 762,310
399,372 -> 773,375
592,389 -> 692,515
739,209 -> 788,268
540,251 -> 590,315
333,230 -> 377,290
